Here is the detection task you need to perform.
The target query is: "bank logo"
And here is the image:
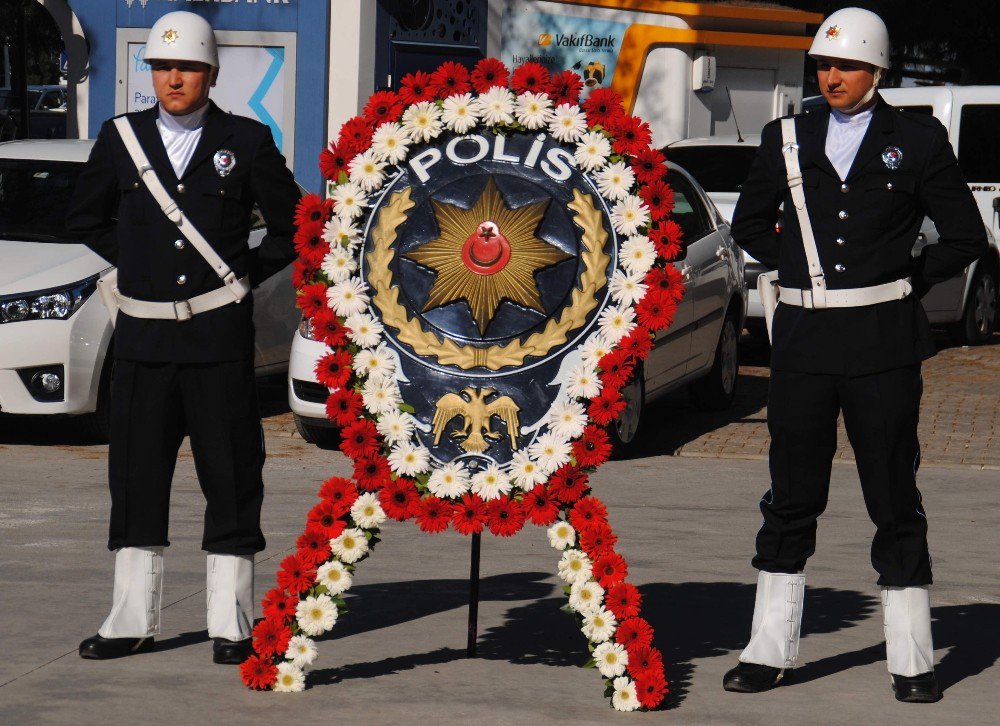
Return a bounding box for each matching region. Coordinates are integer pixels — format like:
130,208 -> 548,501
538,33 -> 552,46
124,0 -> 151,8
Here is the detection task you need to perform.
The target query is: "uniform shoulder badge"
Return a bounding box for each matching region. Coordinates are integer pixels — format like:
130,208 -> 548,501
213,149 -> 236,177
882,145 -> 903,170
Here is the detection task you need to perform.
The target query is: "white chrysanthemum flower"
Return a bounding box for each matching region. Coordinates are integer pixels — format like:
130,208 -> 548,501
569,579 -> 605,615
296,594 -> 337,636
582,606 -> 618,643
361,375 -> 401,415
322,215 -> 361,249
352,343 -> 395,381
441,93 -> 480,134
547,520 -> 576,550
387,440 -> 431,477
351,492 -> 387,529
371,121 -> 411,165
515,91 -> 553,130
565,363 -> 603,400
330,527 -> 369,564
528,432 -> 572,475
327,277 -> 369,318
330,181 -> 368,220
609,268 -> 648,307
548,398 -> 588,440
598,303 -> 637,344
427,461 -> 471,499
612,676 -> 640,712
348,148 -> 387,193
375,409 -> 416,445
273,661 -> 306,692
470,463 -> 511,501
594,641 -> 629,679
574,131 -> 612,172
620,235 -> 657,276
285,635 -> 318,670
548,103 -> 588,143
401,101 -> 443,143
610,195 -> 651,236
344,312 -> 384,349
320,246 -> 358,283
580,334 -> 614,371
475,86 -> 515,127
508,450 -> 547,490
594,161 -> 636,202
316,559 -> 352,596
557,549 -> 593,585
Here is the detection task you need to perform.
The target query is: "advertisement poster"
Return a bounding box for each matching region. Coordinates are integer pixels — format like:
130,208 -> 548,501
500,11 -> 629,96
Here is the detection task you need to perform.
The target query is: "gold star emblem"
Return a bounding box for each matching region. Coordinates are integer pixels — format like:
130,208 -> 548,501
404,178 -> 572,335
825,25 -> 841,40
162,29 -> 179,45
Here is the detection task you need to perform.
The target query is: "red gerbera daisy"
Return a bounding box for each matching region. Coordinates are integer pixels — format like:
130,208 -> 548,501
318,476 -> 359,515
487,495 -> 526,537
306,499 -> 347,540
583,88 -> 626,129
620,326 -> 654,362
291,258 -> 316,289
296,282 -> 328,318
294,193 -> 330,227
592,551 -> 629,588
319,141 -> 351,182
293,221 -> 328,267
568,495 -> 609,533
275,553 -> 316,595
588,389 -> 627,426
611,115 -> 653,156
547,69 -> 584,106
511,62 -> 550,93
416,495 -> 453,533
645,265 -> 686,302
379,477 -> 420,521
262,587 -> 298,624
631,146 -> 667,184
579,523 -> 618,558
598,349 -> 634,391
635,670 -> 669,709
647,222 -> 684,261
398,70 -> 434,105
605,581 -> 643,620
626,644 -> 664,679
337,115 -> 374,156
639,178 -> 675,222
325,387 -> 363,427
296,524 -> 333,567
548,464 -> 590,504
310,307 -> 349,348
314,349 -> 353,390
451,492 -> 488,536
522,484 -> 560,526
354,454 -> 392,492
471,57 -> 510,93
339,419 -> 380,459
429,60 -> 472,99
572,425 -> 612,468
252,617 -> 292,660
363,89 -> 404,126
241,654 -> 278,690
615,616 -> 655,650
636,288 -> 679,332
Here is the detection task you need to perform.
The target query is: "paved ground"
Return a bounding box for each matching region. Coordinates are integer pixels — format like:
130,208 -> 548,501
0,333 -> 997,724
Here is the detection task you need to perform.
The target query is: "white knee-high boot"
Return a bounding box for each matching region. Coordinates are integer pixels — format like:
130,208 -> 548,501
882,586 -> 935,677
739,571 -> 806,669
98,547 -> 163,639
206,554 -> 255,642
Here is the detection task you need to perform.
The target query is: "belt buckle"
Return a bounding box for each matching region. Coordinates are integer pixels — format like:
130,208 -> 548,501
173,300 -> 193,322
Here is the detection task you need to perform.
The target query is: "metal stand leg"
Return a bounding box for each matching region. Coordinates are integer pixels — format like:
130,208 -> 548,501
466,532 -> 481,657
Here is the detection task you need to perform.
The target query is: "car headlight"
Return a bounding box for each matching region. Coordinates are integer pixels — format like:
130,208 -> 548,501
298,316 -> 318,340
0,275 -> 99,324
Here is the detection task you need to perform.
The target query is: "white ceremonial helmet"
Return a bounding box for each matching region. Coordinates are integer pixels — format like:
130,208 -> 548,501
808,7 -> 890,69
144,11 -> 219,68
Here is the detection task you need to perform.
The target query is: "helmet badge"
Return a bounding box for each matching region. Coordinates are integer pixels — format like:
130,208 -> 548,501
162,29 -> 179,45
825,25 -> 841,40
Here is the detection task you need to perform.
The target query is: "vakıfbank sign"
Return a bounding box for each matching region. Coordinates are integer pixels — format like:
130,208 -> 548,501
123,0 -> 291,7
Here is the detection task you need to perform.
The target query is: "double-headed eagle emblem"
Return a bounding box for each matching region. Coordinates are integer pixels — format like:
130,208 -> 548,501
432,387 -> 521,454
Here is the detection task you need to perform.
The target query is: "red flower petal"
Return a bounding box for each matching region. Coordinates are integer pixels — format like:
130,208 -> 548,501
486,494 -> 526,537
241,654 -> 278,689
379,477 -> 420,521
471,58 -> 510,93
451,492 -> 488,535
592,551 -> 628,588
416,495 -> 454,533
511,62 -> 550,94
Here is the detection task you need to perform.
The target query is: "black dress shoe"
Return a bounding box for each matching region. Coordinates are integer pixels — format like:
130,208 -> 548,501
213,637 -> 253,665
891,672 -> 941,703
79,634 -> 154,660
723,662 -> 786,693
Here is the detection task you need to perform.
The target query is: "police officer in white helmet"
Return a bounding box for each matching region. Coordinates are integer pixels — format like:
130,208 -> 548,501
723,7 -> 987,702
69,11 -> 300,664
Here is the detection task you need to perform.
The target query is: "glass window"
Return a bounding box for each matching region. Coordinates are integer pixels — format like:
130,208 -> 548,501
666,169 -> 710,242
0,160 -> 83,240
895,105 -> 934,116
957,104 -> 1000,182
664,145 -> 758,193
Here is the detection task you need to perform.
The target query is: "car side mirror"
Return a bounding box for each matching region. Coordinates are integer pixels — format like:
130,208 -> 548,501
672,242 -> 688,262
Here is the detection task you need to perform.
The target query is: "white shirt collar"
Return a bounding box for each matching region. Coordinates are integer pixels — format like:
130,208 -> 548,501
830,105 -> 874,127
157,102 -> 210,133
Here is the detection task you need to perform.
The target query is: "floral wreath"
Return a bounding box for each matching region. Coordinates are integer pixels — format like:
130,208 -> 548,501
240,59 -> 685,712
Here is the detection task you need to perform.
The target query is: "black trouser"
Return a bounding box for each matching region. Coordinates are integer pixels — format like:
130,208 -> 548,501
752,365 -> 931,586
107,359 -> 266,555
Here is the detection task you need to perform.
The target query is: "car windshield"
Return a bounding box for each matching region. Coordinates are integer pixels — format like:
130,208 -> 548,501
665,145 -> 759,193
0,159 -> 83,240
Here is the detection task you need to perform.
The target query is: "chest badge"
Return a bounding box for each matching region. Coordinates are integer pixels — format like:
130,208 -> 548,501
882,145 -> 903,170
213,149 -> 236,177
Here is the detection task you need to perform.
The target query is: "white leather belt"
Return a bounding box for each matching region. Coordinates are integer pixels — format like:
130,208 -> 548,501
778,277 -> 912,309
115,275 -> 251,322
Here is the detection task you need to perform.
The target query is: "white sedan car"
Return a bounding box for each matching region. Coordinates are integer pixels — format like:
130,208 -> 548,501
289,163 -> 748,449
0,139 -> 301,439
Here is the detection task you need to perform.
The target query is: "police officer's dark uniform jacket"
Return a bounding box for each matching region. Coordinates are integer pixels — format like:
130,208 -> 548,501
731,95 -> 987,586
68,101 -> 300,554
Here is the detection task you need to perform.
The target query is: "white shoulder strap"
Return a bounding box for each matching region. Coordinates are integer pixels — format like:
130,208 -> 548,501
113,116 -> 248,302
780,118 -> 827,309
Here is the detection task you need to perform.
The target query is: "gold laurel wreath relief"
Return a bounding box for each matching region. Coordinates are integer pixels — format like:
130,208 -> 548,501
367,187 -> 610,371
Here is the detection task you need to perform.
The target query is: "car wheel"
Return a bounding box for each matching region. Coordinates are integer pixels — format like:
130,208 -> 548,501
609,364 -> 644,455
949,265 -> 997,346
689,312 -> 740,411
294,414 -> 341,449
